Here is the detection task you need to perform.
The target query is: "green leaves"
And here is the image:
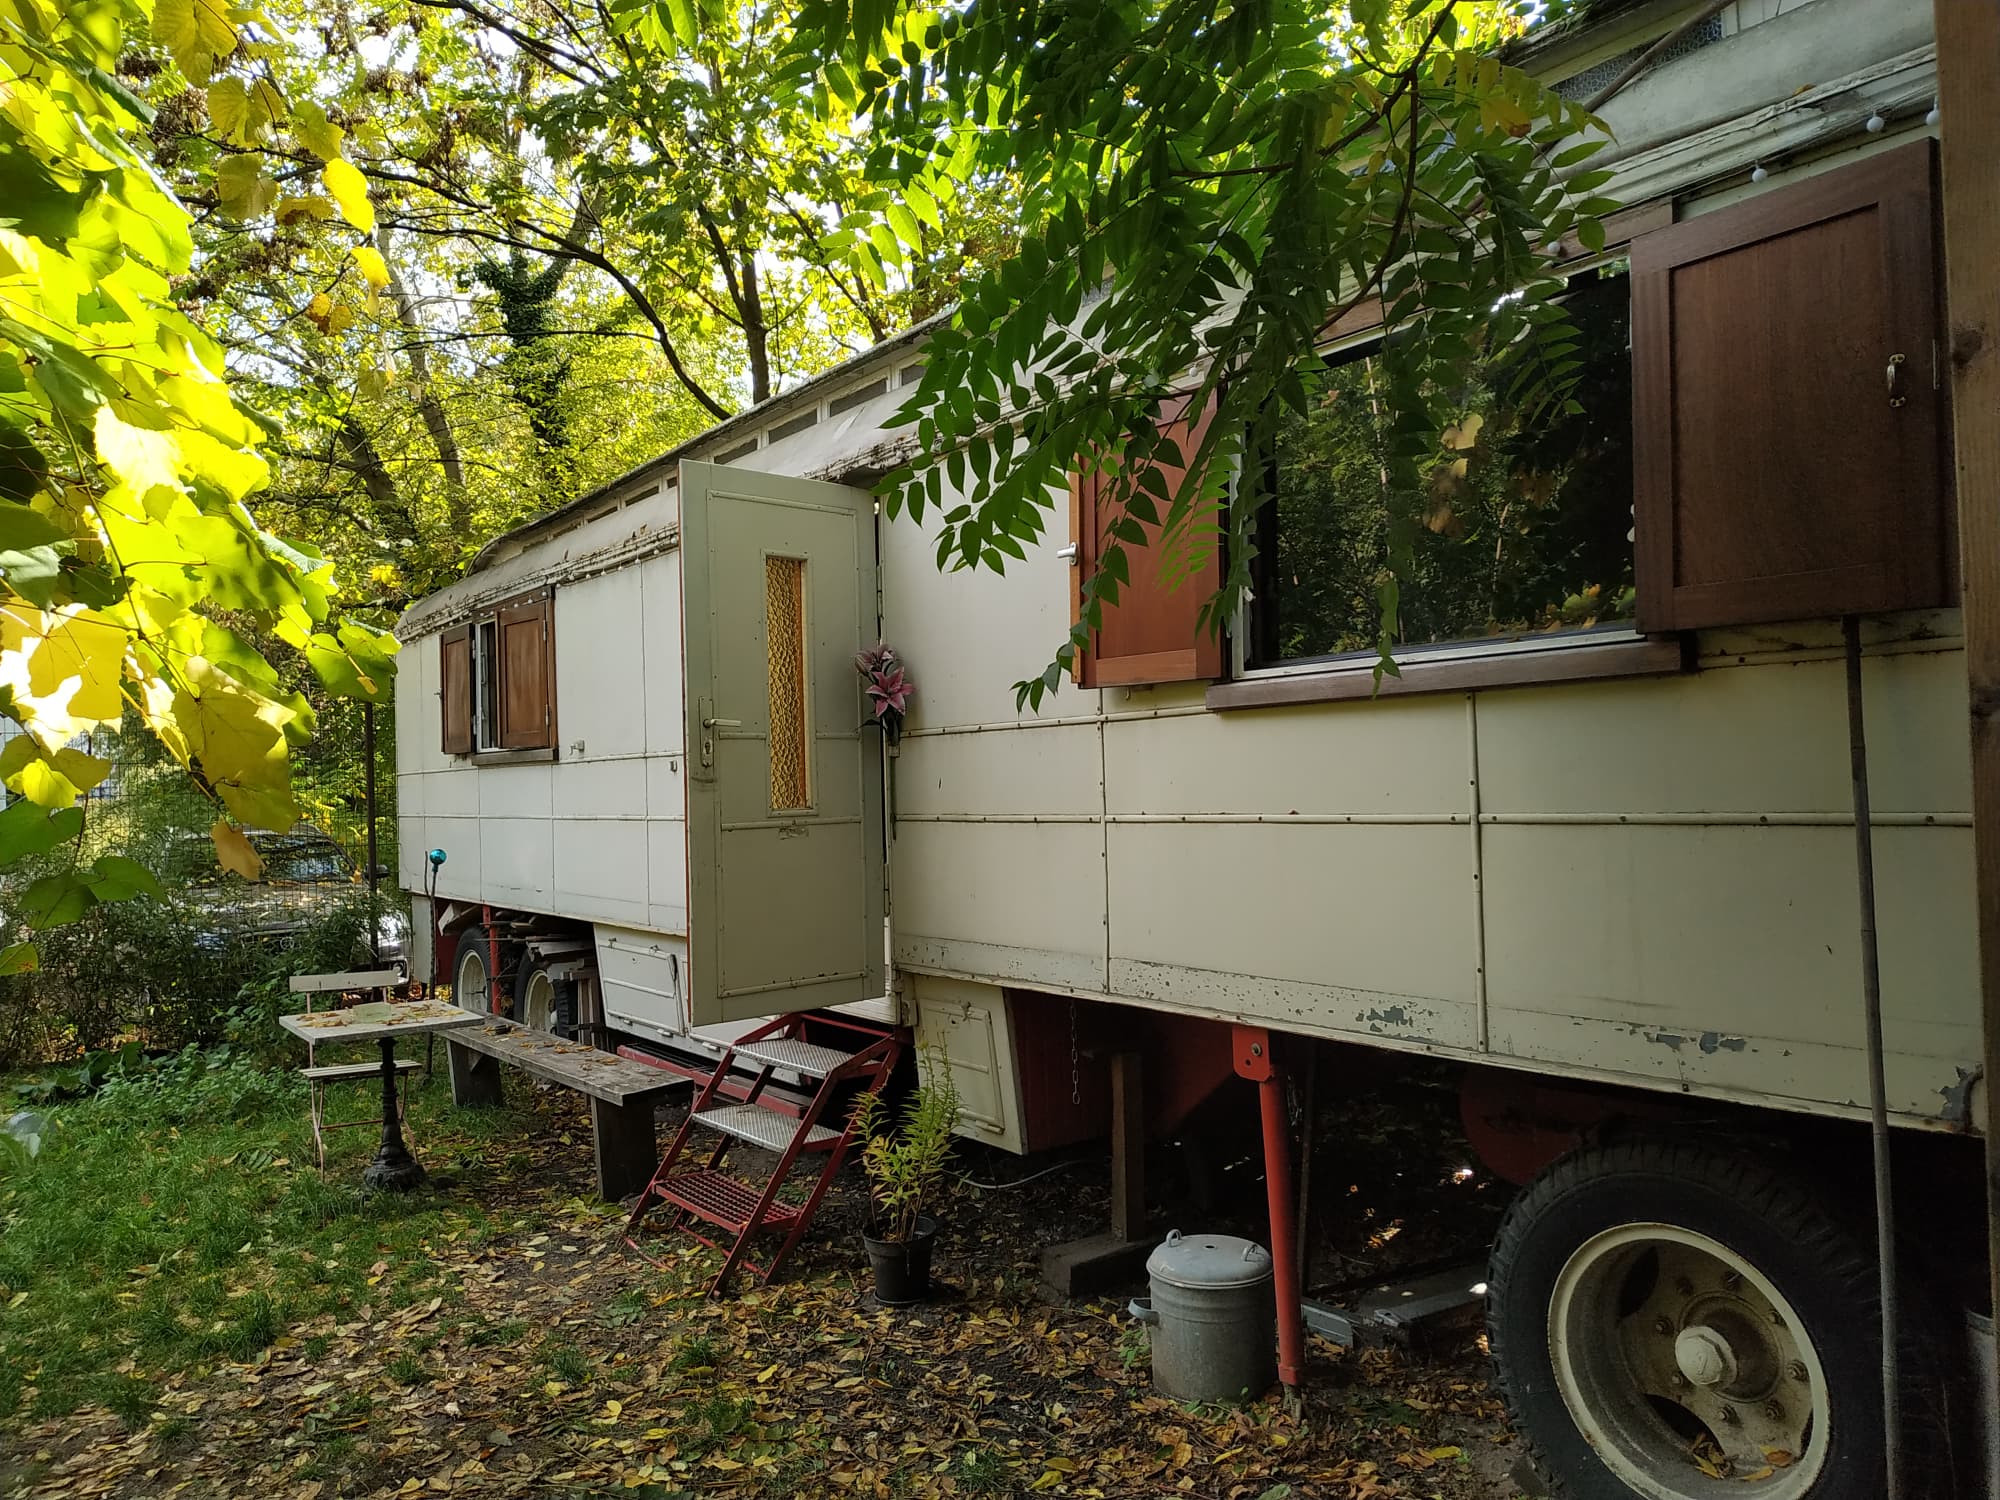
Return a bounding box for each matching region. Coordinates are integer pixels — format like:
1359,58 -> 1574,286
20,855 -> 165,931
0,0 -> 401,915
791,0 -> 1613,700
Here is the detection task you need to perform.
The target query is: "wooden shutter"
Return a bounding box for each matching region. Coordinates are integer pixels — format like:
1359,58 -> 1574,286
439,625 -> 472,755
496,592 -> 556,750
1070,392 -> 1226,687
1631,139 -> 1947,633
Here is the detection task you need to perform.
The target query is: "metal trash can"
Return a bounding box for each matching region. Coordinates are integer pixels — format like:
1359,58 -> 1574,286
1129,1230 -> 1276,1402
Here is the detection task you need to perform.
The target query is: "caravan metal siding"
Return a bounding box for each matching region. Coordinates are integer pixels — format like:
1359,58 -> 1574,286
392,0 -> 1975,1126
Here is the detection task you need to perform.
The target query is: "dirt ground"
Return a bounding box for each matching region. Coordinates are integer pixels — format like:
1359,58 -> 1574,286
5,1060 -> 1533,1500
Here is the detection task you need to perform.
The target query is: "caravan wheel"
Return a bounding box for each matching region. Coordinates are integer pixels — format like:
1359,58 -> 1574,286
452,927 -> 498,1016
514,957 -> 557,1032
1487,1136 -> 1947,1500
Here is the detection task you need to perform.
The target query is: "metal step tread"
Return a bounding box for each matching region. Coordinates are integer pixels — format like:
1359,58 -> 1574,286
656,1169 -> 803,1234
730,1036 -> 854,1080
693,1104 -> 840,1153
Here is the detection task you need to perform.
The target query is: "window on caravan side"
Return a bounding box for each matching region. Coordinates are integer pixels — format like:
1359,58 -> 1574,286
1247,264 -> 1635,667
439,590 -> 557,757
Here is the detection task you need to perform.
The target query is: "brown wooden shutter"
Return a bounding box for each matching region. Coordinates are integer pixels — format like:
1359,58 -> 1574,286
439,625 -> 472,755
496,592 -> 556,750
1070,392 -> 1226,687
1631,139 -> 1947,633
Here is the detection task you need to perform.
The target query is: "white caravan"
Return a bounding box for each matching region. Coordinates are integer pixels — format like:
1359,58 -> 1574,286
396,3 -> 1989,1495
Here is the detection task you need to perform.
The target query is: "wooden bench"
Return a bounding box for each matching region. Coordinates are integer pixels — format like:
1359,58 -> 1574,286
444,1017 -> 690,1200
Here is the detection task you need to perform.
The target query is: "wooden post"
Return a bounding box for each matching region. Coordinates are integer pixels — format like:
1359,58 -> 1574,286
590,1097 -> 659,1202
1934,0 -> 2000,1419
445,1037 -> 503,1108
1109,1051 -> 1145,1243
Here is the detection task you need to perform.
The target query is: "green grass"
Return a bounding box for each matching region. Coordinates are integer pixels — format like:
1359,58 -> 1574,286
539,1336 -> 591,1386
0,1060 -> 536,1422
958,1448 -> 1011,1492
670,1332 -> 719,1372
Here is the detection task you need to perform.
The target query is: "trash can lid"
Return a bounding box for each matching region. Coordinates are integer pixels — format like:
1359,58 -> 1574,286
1147,1230 -> 1273,1290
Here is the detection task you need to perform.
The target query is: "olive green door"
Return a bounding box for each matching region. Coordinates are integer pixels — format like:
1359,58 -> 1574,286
679,460 -> 885,1025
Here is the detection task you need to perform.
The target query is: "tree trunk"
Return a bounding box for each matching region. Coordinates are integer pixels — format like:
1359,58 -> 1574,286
741,250 -> 770,404
375,228 -> 471,535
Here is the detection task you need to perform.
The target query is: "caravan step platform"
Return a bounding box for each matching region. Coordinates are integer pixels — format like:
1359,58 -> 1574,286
730,1036 -> 854,1079
657,1168 -> 805,1236
615,1043 -> 817,1117
695,1103 -> 840,1152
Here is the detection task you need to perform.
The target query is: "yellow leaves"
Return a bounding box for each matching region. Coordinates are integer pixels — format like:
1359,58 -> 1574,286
323,158 -> 376,234
211,818 -> 263,879
169,660 -> 300,829
8,607 -> 130,727
204,77 -> 282,145
0,738 -> 111,809
276,196 -> 336,227
1442,413 -> 1483,450
152,0 -> 237,84
93,405 -> 181,502
293,101 -> 346,162
206,78 -> 248,140
306,292 -> 357,336
215,154 -> 276,220
352,244 -> 390,289
1479,91 -> 1532,138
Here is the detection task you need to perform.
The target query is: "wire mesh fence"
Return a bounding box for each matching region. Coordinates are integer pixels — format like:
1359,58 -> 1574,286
0,691 -> 402,1065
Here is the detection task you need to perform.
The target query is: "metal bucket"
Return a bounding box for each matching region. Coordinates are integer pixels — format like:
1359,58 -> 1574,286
1129,1230 -> 1275,1403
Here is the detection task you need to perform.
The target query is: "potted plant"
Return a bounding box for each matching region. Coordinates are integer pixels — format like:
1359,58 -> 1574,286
853,1045 -> 961,1305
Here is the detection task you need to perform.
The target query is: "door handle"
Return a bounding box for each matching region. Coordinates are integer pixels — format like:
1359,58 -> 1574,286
695,697 -> 738,776
1887,352 -> 1907,408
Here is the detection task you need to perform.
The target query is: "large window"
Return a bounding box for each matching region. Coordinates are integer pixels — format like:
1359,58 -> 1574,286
1249,265 -> 1635,667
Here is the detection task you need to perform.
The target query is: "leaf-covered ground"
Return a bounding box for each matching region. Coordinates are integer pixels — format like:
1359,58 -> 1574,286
2,1058 -> 1530,1499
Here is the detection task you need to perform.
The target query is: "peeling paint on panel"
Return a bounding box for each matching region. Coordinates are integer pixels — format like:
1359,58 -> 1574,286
1646,1031 -> 1691,1052
1364,1005 -> 1412,1027
1697,1031 -> 1749,1054
1938,1066 -> 1979,1126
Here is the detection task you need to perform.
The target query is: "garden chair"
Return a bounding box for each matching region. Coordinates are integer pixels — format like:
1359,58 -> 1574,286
289,969 -> 421,1171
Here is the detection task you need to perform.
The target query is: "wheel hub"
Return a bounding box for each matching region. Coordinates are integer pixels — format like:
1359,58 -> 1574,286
1548,1223 -> 1829,1497
1673,1324 -> 1737,1389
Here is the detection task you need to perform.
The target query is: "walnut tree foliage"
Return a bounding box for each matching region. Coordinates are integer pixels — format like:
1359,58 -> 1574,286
0,0 -> 400,965
762,0 -> 1617,706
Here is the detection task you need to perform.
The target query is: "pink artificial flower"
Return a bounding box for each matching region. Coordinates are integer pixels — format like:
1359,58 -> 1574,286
855,641 -> 899,676
866,667 -> 913,718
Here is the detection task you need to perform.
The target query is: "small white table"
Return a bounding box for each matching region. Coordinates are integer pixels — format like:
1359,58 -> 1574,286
280,1000 -> 482,1189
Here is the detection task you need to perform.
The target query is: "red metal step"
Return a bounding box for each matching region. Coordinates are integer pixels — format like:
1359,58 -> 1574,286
657,1169 -> 803,1235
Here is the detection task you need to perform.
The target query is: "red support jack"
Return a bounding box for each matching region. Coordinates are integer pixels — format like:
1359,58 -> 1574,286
1233,1024 -> 1305,1392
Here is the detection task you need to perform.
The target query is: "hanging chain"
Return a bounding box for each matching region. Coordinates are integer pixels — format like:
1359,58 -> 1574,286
1068,997 -> 1081,1107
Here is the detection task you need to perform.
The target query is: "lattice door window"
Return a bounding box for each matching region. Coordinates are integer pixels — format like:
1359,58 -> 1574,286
765,555 -> 811,810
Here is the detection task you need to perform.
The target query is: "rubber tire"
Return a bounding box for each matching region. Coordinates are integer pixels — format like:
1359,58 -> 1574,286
1487,1134 -> 1953,1500
451,927 -> 503,1017
513,955 -> 557,1032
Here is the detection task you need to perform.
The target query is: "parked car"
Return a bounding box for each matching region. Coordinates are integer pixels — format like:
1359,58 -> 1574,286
186,828 -> 407,963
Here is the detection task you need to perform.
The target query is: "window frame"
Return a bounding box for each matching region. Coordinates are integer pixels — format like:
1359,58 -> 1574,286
441,588 -> 559,763
1221,224 -> 1674,709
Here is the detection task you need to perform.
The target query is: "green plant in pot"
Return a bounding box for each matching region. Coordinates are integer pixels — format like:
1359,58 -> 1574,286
854,1045 -> 961,1306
